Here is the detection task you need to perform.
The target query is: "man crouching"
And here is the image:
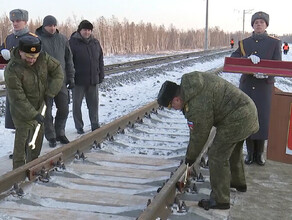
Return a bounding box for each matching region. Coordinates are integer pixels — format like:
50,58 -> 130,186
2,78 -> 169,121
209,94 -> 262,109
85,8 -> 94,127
157,71 -> 259,210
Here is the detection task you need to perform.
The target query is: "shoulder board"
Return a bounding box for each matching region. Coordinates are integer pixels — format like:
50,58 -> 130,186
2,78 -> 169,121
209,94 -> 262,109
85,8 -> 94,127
28,32 -> 39,38
268,35 -> 280,40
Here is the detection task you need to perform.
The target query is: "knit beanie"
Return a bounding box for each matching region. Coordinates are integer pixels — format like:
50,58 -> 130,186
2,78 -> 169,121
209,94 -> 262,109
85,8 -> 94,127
251,11 -> 269,27
43,15 -> 57,26
77,20 -> 93,32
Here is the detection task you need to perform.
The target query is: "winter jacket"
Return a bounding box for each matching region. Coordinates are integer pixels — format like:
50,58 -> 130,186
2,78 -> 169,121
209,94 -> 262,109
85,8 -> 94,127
4,47 -> 64,127
231,31 -> 282,139
36,26 -> 75,85
0,28 -> 31,51
181,72 -> 259,162
69,32 -> 104,86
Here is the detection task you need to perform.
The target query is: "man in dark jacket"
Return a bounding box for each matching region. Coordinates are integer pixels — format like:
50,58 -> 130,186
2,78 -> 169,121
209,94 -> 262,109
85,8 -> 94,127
69,20 -> 104,134
157,71 -> 259,210
36,15 -> 75,148
4,35 -> 64,169
231,11 -> 282,166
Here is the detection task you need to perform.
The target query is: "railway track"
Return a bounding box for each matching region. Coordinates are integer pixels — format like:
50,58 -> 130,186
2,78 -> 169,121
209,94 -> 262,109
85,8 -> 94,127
0,48 -> 231,97
0,99 -> 217,220
0,68 -> 225,220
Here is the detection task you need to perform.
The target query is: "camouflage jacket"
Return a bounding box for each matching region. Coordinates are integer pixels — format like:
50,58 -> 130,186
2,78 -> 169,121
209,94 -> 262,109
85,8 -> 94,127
4,47 -> 64,127
181,72 -> 259,162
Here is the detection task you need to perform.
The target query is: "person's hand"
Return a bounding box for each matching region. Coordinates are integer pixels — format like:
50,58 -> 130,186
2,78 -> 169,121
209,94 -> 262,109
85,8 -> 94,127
1,49 -> 10,60
253,72 -> 268,79
34,113 -> 45,124
185,158 -> 196,166
248,55 -> 260,64
67,78 -> 75,89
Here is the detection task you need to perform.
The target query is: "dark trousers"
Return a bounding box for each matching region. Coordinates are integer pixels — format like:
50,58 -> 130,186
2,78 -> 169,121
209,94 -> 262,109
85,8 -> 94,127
44,85 -> 69,140
72,84 -> 99,131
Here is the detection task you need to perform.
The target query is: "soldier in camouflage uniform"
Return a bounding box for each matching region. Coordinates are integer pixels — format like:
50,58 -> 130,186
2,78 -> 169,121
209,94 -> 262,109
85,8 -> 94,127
231,11 -> 282,166
4,35 -> 64,169
157,71 -> 259,210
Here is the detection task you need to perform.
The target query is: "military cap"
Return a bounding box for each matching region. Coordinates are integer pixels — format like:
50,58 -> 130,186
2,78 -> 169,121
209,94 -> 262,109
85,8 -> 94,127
19,35 -> 41,54
9,9 -> 28,22
251,11 -> 269,27
157,81 -> 180,107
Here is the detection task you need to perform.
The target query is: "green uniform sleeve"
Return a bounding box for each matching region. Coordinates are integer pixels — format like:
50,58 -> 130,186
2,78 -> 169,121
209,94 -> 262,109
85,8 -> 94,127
185,113 -> 213,162
4,68 -> 38,121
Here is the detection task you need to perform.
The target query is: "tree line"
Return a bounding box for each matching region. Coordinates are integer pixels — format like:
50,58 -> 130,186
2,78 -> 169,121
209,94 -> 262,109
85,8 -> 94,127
1,14 -> 290,55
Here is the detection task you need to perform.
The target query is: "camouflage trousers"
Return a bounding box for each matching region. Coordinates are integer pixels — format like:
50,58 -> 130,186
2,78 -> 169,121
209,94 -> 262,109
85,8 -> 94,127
13,124 -> 44,169
208,139 -> 246,204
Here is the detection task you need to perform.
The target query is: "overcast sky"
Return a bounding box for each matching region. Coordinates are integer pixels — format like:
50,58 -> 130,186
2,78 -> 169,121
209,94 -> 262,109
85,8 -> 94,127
0,0 -> 291,35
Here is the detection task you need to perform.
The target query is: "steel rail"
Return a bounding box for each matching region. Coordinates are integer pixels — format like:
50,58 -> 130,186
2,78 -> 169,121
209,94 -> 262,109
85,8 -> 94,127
104,48 -> 231,75
0,101 -> 159,195
0,49 -> 230,97
137,127 -> 215,220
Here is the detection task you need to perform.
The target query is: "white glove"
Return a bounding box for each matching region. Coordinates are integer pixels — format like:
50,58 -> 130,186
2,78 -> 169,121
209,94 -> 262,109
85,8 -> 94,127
253,72 -> 268,79
248,55 -> 260,64
1,49 -> 10,61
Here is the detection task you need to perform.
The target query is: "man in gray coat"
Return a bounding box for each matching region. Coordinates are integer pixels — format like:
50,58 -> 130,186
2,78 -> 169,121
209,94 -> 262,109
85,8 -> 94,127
36,15 -> 75,148
231,11 -> 282,166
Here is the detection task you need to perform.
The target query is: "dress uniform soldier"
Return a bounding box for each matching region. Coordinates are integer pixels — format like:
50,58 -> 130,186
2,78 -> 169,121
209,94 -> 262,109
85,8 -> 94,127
0,9 -> 32,130
231,11 -> 282,166
4,35 -> 64,169
157,71 -> 259,210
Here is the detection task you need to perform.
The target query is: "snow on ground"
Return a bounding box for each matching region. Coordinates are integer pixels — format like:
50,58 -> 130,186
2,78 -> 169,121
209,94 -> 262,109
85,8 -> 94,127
0,50 -> 291,160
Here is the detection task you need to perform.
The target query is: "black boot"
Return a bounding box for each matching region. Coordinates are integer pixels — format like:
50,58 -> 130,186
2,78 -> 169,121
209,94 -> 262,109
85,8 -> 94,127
255,140 -> 265,166
244,139 -> 254,165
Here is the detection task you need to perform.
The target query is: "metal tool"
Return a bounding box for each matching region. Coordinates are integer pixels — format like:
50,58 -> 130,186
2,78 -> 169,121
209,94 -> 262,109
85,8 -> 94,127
29,104 -> 47,150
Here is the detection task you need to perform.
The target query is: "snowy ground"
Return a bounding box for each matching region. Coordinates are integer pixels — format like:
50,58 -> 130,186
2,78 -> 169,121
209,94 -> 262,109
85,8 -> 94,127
0,49 -> 291,160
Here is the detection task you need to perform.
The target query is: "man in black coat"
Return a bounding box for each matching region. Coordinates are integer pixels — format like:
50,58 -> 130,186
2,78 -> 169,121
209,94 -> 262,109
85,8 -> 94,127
69,20 -> 104,134
231,11 -> 282,166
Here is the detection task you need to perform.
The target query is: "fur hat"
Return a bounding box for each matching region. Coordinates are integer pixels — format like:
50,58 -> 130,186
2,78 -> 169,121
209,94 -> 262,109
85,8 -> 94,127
19,35 -> 41,54
157,81 -> 180,107
9,9 -> 28,22
43,15 -> 57,27
251,11 -> 269,27
77,20 -> 93,32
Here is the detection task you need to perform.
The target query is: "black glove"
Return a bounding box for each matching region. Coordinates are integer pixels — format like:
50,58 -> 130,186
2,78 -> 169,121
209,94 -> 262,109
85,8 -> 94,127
99,78 -> 103,84
67,78 -> 75,89
185,158 -> 196,166
34,113 -> 45,124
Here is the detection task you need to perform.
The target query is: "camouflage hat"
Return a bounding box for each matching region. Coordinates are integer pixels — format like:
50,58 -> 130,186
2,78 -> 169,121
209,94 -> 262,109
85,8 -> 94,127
9,9 -> 28,22
251,11 -> 269,27
19,35 -> 41,54
157,81 -> 180,107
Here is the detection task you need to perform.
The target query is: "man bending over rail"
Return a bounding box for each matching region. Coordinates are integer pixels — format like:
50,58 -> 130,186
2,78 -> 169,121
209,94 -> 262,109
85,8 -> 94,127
157,71 -> 259,210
